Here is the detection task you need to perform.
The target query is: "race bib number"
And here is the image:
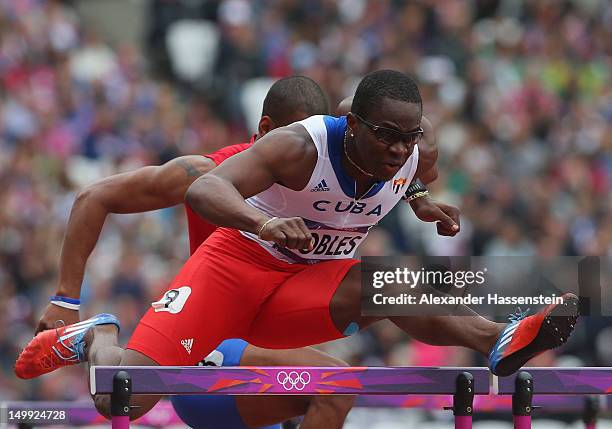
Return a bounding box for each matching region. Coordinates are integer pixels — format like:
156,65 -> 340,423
151,286 -> 191,314
197,349 -> 224,367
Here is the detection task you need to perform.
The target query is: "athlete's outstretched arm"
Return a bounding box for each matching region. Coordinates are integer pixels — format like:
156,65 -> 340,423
408,118 -> 459,235
37,155 -> 215,333
413,116 -> 438,184
186,125 -> 317,250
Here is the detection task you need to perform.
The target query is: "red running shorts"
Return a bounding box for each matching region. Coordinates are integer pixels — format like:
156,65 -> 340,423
127,228 -> 359,365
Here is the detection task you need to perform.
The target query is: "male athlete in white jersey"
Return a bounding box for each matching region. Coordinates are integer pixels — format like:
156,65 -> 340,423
17,70 -> 578,427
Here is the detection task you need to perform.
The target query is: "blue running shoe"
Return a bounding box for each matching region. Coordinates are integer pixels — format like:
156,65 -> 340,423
489,293 -> 578,377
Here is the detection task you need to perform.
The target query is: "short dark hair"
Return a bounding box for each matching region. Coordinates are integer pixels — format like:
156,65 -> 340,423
351,70 -> 422,118
261,76 -> 330,126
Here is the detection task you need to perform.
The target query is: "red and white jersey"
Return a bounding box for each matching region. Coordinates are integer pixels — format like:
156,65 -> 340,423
243,115 -> 419,263
185,138 -> 254,255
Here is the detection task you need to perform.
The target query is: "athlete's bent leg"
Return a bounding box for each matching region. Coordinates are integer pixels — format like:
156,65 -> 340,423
86,325 -> 162,420
330,264 -> 579,373
329,264 -> 504,355
91,347 -> 162,420
246,258 -> 576,377
15,314 -> 162,420
389,316 -> 503,356
236,345 -> 354,429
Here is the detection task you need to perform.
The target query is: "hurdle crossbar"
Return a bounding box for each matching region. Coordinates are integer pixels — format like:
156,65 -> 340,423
89,366 -> 612,429
91,365 -> 490,395
92,366 -> 486,429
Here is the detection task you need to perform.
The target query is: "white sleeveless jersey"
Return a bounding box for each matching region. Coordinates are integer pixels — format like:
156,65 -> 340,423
242,115 -> 419,263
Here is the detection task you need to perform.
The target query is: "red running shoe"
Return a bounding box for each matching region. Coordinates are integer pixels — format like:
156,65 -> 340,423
15,313 -> 119,379
489,293 -> 579,377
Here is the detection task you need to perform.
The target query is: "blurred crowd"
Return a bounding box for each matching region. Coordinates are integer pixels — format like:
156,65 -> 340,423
1,0 -> 611,420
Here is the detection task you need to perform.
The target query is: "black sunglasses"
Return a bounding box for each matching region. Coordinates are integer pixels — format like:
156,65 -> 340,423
353,113 -> 423,146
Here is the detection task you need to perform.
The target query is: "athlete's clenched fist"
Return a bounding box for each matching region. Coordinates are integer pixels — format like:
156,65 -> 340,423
257,217 -> 314,250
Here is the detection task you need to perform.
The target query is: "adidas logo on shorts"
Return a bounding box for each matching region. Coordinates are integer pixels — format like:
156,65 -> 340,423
310,179 -> 330,192
181,338 -> 193,354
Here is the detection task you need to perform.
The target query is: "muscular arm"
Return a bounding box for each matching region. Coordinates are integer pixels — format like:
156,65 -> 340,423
185,125 -> 316,234
413,116 -> 438,184
57,155 -> 216,298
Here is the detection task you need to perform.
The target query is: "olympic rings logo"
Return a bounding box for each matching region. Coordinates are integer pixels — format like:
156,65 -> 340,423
276,371 -> 311,391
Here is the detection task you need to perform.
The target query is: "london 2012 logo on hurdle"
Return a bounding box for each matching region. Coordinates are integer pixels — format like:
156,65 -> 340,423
276,370 -> 311,391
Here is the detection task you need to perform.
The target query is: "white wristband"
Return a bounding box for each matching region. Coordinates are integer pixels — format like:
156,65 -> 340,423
50,300 -> 80,310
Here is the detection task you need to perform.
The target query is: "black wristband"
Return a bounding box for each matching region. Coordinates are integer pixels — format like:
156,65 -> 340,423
403,178 -> 428,201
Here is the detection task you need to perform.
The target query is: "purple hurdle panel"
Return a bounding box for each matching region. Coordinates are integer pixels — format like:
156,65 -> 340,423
89,366 -> 612,429
92,366 -> 489,429
91,366 -> 490,395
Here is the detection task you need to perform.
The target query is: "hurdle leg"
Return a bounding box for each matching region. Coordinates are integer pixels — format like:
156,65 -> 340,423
450,372 -> 475,429
583,396 -> 599,429
512,372 -> 533,429
110,370 -> 131,429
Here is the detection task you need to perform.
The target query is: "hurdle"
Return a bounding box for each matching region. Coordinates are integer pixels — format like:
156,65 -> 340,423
5,367 -> 612,428
91,366 -> 489,429
4,396 -> 608,427
88,366 -> 612,429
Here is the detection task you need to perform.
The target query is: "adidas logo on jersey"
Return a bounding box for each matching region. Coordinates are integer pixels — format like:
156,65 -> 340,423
310,179 -> 330,192
181,338 -> 193,354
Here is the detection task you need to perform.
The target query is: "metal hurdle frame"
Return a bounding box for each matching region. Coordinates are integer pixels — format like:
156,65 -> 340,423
91,366 -> 490,429
88,366 -> 612,429
6,366 -> 609,428
3,392 -> 608,427
3,395 -> 607,427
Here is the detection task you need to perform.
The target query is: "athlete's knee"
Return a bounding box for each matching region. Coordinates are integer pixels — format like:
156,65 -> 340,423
92,349 -> 163,421
331,264 -> 383,334
324,353 -> 349,368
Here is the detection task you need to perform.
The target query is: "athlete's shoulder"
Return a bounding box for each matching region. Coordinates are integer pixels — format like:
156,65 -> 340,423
297,115 -> 346,130
258,123 -> 316,161
296,115 -> 347,146
323,115 -> 348,139
205,142 -> 254,165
